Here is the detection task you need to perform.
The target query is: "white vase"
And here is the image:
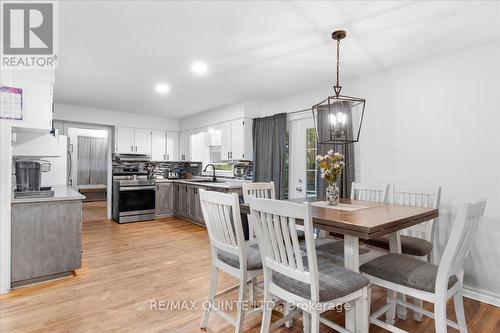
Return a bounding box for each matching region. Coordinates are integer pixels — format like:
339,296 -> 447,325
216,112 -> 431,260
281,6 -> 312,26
326,183 -> 339,206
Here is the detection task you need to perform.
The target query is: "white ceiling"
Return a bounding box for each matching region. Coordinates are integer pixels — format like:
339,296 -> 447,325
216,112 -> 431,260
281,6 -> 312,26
55,1 -> 500,118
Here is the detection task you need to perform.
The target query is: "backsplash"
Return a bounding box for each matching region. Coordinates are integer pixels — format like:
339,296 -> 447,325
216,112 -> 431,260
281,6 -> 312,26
112,160 -> 203,178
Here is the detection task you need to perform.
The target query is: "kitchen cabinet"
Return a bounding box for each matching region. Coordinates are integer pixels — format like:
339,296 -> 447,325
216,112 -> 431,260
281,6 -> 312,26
166,131 -> 179,161
114,127 -> 151,154
220,119 -> 252,160
188,185 -> 207,225
178,183 -> 190,217
151,130 -> 166,161
11,199 -> 82,283
155,182 -> 173,216
179,131 -> 191,161
133,128 -> 152,154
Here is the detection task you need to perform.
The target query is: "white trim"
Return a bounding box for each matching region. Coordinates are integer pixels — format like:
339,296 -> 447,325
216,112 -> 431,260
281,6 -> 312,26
0,122 -> 12,294
463,286 -> 500,308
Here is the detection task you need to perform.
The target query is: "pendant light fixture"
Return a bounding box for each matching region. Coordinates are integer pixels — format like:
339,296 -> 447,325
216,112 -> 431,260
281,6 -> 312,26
312,30 -> 366,145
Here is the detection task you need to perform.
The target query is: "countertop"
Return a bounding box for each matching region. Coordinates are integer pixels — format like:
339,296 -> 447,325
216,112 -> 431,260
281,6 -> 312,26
155,177 -> 250,189
12,185 -> 86,204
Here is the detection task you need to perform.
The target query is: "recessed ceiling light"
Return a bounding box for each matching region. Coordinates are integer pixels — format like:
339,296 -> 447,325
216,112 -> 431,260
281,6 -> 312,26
191,61 -> 208,74
155,83 -> 170,94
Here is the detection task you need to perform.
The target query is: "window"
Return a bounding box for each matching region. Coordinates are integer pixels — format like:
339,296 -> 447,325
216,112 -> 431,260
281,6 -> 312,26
306,128 -> 317,197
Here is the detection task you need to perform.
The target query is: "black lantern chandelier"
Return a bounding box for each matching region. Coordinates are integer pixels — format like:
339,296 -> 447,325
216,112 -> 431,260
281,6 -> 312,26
312,30 -> 365,145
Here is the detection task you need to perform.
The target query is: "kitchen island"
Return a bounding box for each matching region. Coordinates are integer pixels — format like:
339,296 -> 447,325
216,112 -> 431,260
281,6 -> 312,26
11,186 -> 85,286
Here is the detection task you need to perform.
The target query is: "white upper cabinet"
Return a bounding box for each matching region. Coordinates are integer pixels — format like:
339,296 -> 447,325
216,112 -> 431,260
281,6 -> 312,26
115,127 -> 151,154
166,131 -> 179,161
151,130 -> 166,161
133,128 -> 152,154
220,121 -> 232,160
219,118 -> 252,161
115,127 -> 135,153
179,131 -> 191,161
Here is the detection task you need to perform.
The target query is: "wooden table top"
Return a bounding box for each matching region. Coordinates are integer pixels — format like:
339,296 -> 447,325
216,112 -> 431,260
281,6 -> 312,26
240,197 -> 439,239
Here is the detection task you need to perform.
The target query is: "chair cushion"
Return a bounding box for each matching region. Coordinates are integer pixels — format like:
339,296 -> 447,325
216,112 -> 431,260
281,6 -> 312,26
273,258 -> 369,302
359,253 -> 458,293
217,242 -> 262,271
364,235 -> 433,257
299,239 -> 370,265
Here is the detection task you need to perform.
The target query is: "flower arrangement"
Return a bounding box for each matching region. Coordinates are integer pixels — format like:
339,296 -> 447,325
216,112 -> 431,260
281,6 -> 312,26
316,150 -> 345,186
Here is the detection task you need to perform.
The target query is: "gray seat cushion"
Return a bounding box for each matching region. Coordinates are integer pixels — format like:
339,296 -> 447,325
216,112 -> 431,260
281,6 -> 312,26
300,239 -> 370,265
359,253 -> 458,293
274,258 -> 369,302
364,235 -> 433,257
217,243 -> 262,270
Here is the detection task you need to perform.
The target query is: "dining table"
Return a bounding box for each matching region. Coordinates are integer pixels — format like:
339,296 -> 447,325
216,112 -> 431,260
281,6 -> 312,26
240,196 -> 439,333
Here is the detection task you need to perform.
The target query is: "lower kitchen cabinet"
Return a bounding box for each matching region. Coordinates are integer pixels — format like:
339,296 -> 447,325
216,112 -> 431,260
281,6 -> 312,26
173,183 -> 208,226
155,182 -> 174,216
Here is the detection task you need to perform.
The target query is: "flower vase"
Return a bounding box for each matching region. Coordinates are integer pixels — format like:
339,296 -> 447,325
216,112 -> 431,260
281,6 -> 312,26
326,183 -> 339,206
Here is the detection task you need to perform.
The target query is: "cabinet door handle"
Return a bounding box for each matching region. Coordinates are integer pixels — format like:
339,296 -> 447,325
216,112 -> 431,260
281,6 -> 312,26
131,145 -> 133,151
166,154 -> 169,160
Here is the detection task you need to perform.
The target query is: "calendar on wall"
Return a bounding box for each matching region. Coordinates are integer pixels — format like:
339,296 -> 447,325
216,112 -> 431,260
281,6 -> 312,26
0,86 -> 23,120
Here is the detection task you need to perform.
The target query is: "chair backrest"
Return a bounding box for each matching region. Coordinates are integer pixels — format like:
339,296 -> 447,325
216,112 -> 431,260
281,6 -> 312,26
436,199 -> 486,293
242,182 -> 280,241
392,185 -> 442,241
242,182 -> 276,203
350,182 -> 390,203
199,189 -> 247,269
249,197 -> 320,302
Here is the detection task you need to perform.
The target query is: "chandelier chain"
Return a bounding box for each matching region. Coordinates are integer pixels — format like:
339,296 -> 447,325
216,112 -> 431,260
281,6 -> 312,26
336,37 -> 340,87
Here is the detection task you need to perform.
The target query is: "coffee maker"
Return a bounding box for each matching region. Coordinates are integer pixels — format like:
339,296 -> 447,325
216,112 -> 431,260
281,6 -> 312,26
14,160 -> 54,198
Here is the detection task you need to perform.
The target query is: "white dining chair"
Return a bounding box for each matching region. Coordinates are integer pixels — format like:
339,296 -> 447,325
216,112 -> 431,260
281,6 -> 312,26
350,182 -> 390,203
364,185 -> 442,321
199,189 -> 263,333
360,199 -> 486,333
249,197 -> 371,333
242,182 -> 277,242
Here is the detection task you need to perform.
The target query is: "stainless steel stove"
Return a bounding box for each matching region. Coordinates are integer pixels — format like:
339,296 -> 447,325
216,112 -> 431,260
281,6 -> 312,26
112,178 -> 156,223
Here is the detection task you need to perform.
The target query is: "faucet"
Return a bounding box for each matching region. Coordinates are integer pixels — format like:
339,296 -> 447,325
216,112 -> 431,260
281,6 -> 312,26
203,164 -> 217,181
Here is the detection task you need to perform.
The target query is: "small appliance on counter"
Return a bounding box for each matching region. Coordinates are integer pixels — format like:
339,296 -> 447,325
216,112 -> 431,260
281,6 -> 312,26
14,160 -> 54,198
233,160 -> 251,180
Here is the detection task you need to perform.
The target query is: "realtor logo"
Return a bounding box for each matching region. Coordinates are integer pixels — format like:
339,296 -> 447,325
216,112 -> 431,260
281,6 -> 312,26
1,1 -> 58,68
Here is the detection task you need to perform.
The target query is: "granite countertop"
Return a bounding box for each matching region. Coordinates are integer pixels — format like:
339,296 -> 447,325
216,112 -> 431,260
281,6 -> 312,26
155,176 -> 251,189
12,185 -> 86,204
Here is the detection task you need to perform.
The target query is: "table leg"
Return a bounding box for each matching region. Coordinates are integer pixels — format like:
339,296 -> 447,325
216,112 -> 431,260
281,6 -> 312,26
344,235 -> 360,332
387,232 -> 407,322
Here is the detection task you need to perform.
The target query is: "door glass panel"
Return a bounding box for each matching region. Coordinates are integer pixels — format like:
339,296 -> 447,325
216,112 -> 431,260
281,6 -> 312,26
305,128 -> 317,197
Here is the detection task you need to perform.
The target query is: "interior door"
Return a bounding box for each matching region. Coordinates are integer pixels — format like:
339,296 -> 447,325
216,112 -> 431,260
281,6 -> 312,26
151,130 -> 166,161
288,115 -> 316,199
133,129 -> 151,154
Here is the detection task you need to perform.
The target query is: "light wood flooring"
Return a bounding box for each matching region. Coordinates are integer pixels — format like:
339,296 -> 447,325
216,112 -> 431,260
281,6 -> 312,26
0,201 -> 498,332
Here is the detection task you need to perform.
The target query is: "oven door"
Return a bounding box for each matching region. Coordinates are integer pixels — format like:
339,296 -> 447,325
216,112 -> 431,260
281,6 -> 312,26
118,185 -> 155,216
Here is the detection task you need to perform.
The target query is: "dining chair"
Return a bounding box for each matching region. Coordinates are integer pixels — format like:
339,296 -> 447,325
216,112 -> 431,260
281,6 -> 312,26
365,185 -> 442,262
360,199 -> 486,333
249,197 -> 371,333
364,185 -> 441,320
350,182 -> 390,202
199,189 -> 263,333
242,182 -> 277,242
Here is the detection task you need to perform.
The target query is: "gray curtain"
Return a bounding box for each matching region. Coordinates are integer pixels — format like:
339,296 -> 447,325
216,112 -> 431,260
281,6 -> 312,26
316,103 -> 355,198
77,136 -> 107,185
252,113 -> 287,199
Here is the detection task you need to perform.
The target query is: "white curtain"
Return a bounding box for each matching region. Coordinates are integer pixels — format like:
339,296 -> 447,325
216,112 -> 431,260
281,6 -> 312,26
77,136 -> 107,185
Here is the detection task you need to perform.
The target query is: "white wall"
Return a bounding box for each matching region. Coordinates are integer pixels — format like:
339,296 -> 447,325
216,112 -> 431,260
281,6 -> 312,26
54,103 -> 180,131
259,40 -> 500,304
180,101 -> 260,132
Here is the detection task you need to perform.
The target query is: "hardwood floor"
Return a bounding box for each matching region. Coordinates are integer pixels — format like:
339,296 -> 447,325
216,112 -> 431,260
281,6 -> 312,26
0,201 -> 498,332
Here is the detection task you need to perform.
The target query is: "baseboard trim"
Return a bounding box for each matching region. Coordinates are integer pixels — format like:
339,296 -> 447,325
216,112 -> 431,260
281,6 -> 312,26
463,286 -> 500,308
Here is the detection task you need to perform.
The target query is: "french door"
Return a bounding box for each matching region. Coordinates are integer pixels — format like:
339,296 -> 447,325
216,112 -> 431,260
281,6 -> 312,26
287,115 -> 317,199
